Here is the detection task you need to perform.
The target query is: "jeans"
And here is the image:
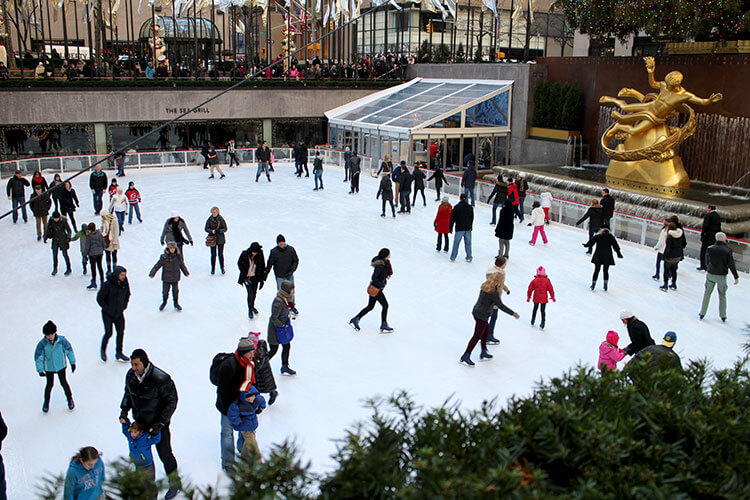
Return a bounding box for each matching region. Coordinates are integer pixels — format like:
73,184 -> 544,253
463,187 -> 475,206
256,161 -> 271,181
11,197 -> 27,222
399,189 -> 411,212
101,312 -> 125,356
44,368 -> 73,404
586,226 -> 600,254
498,238 -> 510,258
530,226 -> 548,244
436,233 -> 449,251
518,196 -> 526,216
450,230 -> 472,261
220,413 -> 236,470
128,203 -> 142,223
700,273 -> 728,318
52,243 -> 71,272
314,170 -> 323,189
491,203 -> 501,224
355,291 -> 388,323
115,211 -> 125,232
464,317 -> 489,355
92,189 -> 104,214
116,163 -> 124,176
488,309 -> 498,336
654,252 -> 663,276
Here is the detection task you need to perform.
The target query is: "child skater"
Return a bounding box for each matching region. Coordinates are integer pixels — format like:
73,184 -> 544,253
376,174 -> 396,218
528,201 -> 548,245
120,418 -> 161,481
125,181 -> 142,224
149,241 -> 190,311
227,382 -> 267,463
598,330 -> 626,371
527,266 -> 555,329
34,320 -> 76,413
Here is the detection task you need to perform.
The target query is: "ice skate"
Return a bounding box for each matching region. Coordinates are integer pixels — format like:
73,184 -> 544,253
380,322 -> 394,333
487,336 -> 500,345
348,317 -> 360,331
281,365 -> 297,376
459,353 -> 475,367
480,349 -> 493,360
159,301 -> 166,311
67,398 -> 75,410
115,353 -> 130,363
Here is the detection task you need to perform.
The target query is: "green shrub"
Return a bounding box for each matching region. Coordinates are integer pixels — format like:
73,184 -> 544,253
533,81 -> 584,130
455,43 -> 466,63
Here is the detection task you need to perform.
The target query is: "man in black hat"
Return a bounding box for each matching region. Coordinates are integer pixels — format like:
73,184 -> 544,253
120,349 -> 180,499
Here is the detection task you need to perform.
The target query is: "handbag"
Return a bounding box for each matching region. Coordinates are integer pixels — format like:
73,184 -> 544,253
205,235 -> 216,247
367,285 -> 380,297
275,317 -> 294,344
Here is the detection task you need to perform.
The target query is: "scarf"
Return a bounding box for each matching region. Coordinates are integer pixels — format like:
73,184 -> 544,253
385,259 -> 393,278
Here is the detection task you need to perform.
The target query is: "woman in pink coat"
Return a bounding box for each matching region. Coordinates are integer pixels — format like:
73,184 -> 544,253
526,266 -> 555,329
598,330 -> 626,371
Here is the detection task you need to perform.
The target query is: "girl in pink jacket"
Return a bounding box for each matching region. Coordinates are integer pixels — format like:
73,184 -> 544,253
598,330 -> 626,371
527,266 -> 555,329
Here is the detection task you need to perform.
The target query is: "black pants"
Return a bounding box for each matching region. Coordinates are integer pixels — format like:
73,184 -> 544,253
399,190 -> 411,212
268,342 -> 291,367
350,172 -> 360,193
210,244 -> 225,272
65,210 -> 77,229
663,261 -> 679,286
154,424 -> 179,488
162,281 -> 179,304
435,184 -> 442,200
52,244 -> 71,272
699,240 -> 713,268
382,198 -> 395,216
413,188 -> 426,206
592,264 -> 610,282
0,454 -> 5,500
297,161 -> 309,176
244,280 -> 259,314
531,303 -> 547,325
356,291 -> 388,323
106,250 -> 118,273
436,233 -> 449,251
202,155 -> 210,168
89,254 -> 104,284
44,368 -> 72,403
227,152 -> 239,167
101,312 -> 125,355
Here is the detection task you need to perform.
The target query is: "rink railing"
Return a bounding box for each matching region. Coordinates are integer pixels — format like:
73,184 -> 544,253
2,148 -> 747,272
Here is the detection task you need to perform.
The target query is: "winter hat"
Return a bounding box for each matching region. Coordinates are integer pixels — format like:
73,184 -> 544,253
535,266 -> 546,277
619,311 -> 634,320
237,338 -> 256,356
662,331 -> 677,348
130,349 -> 149,366
249,242 -> 262,253
42,320 -> 57,336
276,234 -> 286,243
166,241 -> 178,249
171,211 -> 179,218
400,160 -> 406,166
128,181 -> 134,187
606,330 -> 619,347
247,331 -> 261,349
87,222 -> 96,231
280,280 -> 295,293
52,211 -> 61,219
715,232 -> 727,242
441,196 -> 449,203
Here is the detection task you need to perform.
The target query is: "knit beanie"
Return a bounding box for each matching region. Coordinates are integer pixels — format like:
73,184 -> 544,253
247,331 -> 261,349
277,234 -> 286,243
42,320 -> 57,336
619,311 -> 634,320
237,338 -> 255,356
535,266 -> 546,276
280,280 -> 295,293
606,330 -> 619,347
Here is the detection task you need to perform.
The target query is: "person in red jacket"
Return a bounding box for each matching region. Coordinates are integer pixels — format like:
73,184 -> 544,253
433,197 -> 452,252
527,266 -> 555,329
124,181 -> 142,224
507,178 -> 523,222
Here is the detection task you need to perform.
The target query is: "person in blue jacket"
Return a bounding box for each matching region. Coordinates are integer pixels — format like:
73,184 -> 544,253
34,320 -> 76,413
64,446 -> 105,500
120,418 -> 162,481
227,383 -> 266,463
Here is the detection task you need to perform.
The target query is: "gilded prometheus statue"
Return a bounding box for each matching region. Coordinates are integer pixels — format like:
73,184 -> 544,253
599,57 -> 722,193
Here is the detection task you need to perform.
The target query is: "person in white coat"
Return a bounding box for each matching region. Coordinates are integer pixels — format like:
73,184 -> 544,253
528,201 -> 548,245
109,187 -> 128,233
653,220 -> 669,280
540,190 -> 552,225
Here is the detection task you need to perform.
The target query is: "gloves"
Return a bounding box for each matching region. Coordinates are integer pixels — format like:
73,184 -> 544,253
39,372 -> 46,377
188,241 -> 194,246
582,243 -> 587,247
527,298 -> 530,302
552,298 -> 556,302
617,253 -> 623,259
255,408 -> 263,415
149,273 -> 155,279
149,423 -> 163,437
119,410 -> 129,421
71,364 -> 76,373
120,417 -> 130,425
259,281 -> 264,290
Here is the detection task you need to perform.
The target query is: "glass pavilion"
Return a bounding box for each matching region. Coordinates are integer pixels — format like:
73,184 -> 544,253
325,78 -> 513,170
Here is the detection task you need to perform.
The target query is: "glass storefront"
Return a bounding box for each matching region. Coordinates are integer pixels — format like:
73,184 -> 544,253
0,125 -> 94,160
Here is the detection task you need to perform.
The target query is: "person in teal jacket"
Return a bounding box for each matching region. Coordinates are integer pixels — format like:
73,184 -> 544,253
34,320 -> 76,413
64,446 -> 105,500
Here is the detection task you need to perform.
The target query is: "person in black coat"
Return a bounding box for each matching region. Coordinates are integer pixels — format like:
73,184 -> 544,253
349,248 -> 393,333
376,174 -> 395,217
265,235 -> 299,314
120,349 -> 179,496
660,223 -> 684,291
205,207 -> 228,275
461,163 -> 477,207
255,141 -> 272,182
97,265 -> 131,362
294,142 -> 309,177
237,242 -> 266,318
6,170 -> 30,223
487,176 -> 507,225
620,311 -> 655,356
576,199 -> 605,255
253,339 -> 278,405
583,225 -> 622,291
398,162 -> 413,213
449,193 -> 474,262
427,166 -> 449,201
349,152 -> 362,194
30,186 -> 52,241
411,162 -> 427,207
88,165 -> 107,215
45,211 -> 72,276
58,181 -> 79,229
698,205 -> 721,270
600,188 -> 615,226
495,199 -> 515,258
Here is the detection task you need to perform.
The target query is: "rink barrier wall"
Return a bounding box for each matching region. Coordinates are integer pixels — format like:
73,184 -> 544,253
2,148 -> 747,272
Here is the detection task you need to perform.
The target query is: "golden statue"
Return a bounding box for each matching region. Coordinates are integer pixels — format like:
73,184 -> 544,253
599,57 -> 722,194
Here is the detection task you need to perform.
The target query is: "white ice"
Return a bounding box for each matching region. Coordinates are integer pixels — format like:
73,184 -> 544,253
1,162 -> 748,498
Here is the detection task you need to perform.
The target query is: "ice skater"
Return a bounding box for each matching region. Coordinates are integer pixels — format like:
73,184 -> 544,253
460,259 -> 519,367
411,162 -> 427,207
238,242 -> 266,319
248,332 -> 278,405
207,142 -> 226,179
653,219 -> 669,280
97,265 -> 131,362
583,224 -> 622,291
255,141 -> 272,182
576,200 -> 604,255
433,197 -> 452,251
84,223 -> 106,290
487,175 -> 507,225
59,181 -> 79,229
312,151 -> 324,190
598,331 -> 625,371
34,320 -> 76,413
349,248 -> 394,333
540,189 -> 552,224
268,280 -> 297,375
160,212 -> 193,255
64,447 -> 105,500
109,187 -> 128,233
660,222 -> 684,291
449,193 -> 473,262
101,213 -> 120,274
149,241 -> 190,311
526,266 -> 555,329
125,181 -> 142,224
227,139 -> 240,167
30,185 -> 51,241
427,165 -> 449,201
45,211 -> 72,276
528,201 -> 548,245
205,206 -> 228,275
349,151 -> 361,194
699,232 -> 740,322
398,161 -> 412,213
265,234 -> 300,316
377,173 -> 396,217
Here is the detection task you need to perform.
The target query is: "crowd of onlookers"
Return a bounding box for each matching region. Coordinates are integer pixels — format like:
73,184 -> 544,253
0,49 -> 407,82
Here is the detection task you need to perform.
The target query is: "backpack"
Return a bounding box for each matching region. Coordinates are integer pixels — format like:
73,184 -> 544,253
209,352 -> 233,386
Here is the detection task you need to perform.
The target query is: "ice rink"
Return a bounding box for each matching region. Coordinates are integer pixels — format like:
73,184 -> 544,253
1,162 -> 748,497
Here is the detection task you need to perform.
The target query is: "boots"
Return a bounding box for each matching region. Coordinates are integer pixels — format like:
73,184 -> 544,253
380,322 -> 394,333
174,302 -> 182,311
67,398 -> 75,410
268,390 -> 278,406
603,280 -> 608,291
115,352 -> 130,362
459,353 -> 475,367
42,400 -> 50,413
590,281 -> 596,291
159,300 -> 167,311
87,281 -> 97,290
348,317 -> 360,331
480,349 -> 493,360
281,365 -> 297,376
487,335 -> 500,345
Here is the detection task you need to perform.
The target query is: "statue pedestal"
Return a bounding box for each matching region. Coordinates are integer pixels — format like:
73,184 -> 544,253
605,124 -> 691,197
